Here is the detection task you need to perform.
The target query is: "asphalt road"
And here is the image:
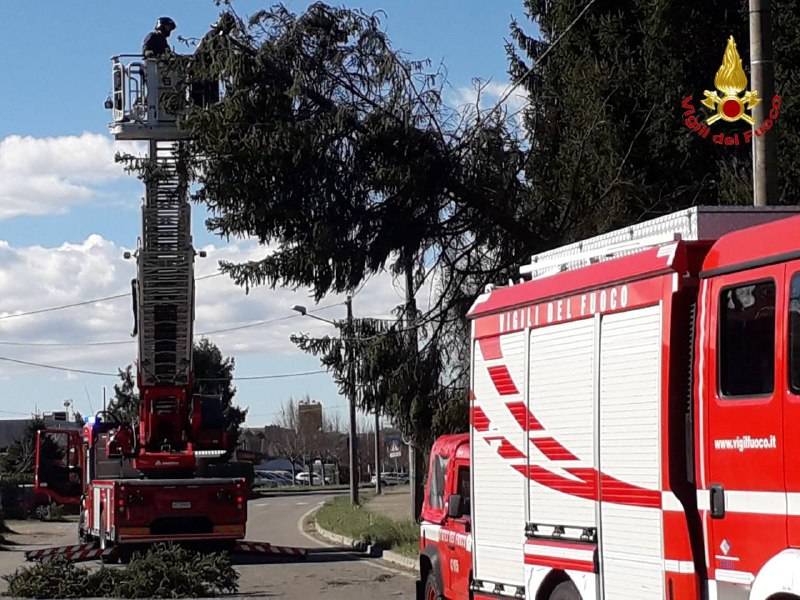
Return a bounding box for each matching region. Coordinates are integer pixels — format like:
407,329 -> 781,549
239,493 -> 415,598
0,518 -> 76,593
0,494 -> 416,599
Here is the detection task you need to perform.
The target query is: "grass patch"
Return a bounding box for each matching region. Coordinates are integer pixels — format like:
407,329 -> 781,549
315,495 -> 418,553
392,540 -> 419,558
3,544 -> 238,598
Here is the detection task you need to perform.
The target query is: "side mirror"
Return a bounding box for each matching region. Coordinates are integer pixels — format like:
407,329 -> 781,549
447,494 -> 463,519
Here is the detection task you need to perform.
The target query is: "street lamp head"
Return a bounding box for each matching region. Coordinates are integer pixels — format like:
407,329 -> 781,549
291,304 -> 307,316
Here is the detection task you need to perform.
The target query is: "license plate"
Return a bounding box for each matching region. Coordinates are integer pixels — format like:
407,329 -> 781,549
172,501 -> 191,510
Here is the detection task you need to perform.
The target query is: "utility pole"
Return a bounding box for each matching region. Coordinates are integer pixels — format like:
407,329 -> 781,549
750,0 -> 777,206
345,295 -> 359,506
374,409 -> 382,494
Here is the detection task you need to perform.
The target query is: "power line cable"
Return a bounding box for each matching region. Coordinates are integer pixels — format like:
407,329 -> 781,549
0,354 -> 331,382
197,314 -> 297,336
0,355 -> 118,377
0,302 -> 345,348
483,0 -> 598,119
197,370 -> 328,382
0,272 -> 224,322
0,293 -> 130,322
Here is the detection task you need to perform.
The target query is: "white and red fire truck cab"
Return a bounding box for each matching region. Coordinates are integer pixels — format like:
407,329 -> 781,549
419,207 -> 800,600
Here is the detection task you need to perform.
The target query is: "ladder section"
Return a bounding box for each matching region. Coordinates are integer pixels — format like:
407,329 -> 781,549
137,140 -> 194,386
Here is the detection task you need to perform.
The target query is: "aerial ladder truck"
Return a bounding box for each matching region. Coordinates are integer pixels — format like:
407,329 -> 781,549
29,51 -> 305,563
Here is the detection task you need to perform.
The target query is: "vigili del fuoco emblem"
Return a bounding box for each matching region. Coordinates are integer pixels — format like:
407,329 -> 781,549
701,36 -> 760,125
681,35 -> 781,146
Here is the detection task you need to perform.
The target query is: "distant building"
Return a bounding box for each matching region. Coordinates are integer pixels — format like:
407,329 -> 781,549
238,425 -> 290,457
298,400 -> 323,438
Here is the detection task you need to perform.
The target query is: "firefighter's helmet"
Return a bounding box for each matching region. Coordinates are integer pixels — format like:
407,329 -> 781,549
156,17 -> 177,34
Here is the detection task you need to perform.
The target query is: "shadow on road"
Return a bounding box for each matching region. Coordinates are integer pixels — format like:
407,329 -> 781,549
232,546 -> 379,566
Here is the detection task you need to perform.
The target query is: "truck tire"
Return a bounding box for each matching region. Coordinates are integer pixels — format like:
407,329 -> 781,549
99,522 -> 117,565
549,580 -> 580,600
78,511 -> 89,543
99,508 -> 107,550
423,571 -> 441,600
34,504 -> 48,521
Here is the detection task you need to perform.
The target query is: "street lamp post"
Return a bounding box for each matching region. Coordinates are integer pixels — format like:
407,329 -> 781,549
292,298 -> 359,506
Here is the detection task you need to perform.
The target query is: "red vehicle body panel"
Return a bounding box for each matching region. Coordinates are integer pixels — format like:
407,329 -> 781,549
422,213 -> 800,599
419,434 -> 472,600
83,478 -> 246,545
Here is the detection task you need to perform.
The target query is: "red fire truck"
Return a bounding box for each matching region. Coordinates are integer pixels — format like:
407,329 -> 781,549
30,53 -> 252,561
419,206 -> 800,600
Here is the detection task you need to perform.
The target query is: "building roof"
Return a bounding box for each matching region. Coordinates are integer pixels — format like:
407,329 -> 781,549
0,417 -> 81,451
0,420 -> 31,450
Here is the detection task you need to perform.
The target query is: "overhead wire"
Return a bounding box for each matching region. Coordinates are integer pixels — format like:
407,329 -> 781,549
478,0 -> 599,121
197,370 -> 328,382
0,299 -> 344,347
0,271 -> 224,322
0,354 -> 331,382
0,301 -> 345,379
0,355 -> 118,377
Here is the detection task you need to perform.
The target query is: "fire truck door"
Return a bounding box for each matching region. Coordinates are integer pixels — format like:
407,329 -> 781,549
704,266 -> 786,594
782,265 -> 800,547
35,429 -> 83,504
441,464 -> 471,600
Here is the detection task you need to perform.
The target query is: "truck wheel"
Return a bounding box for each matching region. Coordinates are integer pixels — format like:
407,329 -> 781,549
549,580 -> 580,600
98,508 -> 110,551
34,504 -> 48,521
423,572 -> 441,600
78,511 -> 89,543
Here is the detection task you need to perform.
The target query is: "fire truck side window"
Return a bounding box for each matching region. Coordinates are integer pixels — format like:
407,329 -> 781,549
789,274 -> 800,393
719,280 -> 776,397
429,454 -> 449,510
457,466 -> 471,516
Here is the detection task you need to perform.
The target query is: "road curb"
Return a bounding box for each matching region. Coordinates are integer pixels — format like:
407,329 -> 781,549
313,518 -> 419,573
379,548 -> 418,571
312,519 -> 368,552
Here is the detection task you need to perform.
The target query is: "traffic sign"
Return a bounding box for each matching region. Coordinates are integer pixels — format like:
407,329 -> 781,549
388,439 -> 402,459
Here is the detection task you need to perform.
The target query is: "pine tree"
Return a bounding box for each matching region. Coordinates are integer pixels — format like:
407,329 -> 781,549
108,340 -> 246,443
507,0 -> 799,243
0,418 -> 61,475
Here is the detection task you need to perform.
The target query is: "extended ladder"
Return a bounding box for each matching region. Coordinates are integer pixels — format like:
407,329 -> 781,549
137,140 -> 195,386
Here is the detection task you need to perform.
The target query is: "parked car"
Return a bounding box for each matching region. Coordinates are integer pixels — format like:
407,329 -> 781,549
370,471 -> 408,486
270,470 -> 294,482
253,472 -> 279,488
295,472 -> 323,485
270,472 -> 295,485
295,472 -> 333,485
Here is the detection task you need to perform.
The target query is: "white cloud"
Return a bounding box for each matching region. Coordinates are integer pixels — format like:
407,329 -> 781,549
452,80 -> 529,130
0,235 -> 408,379
0,133 -> 143,219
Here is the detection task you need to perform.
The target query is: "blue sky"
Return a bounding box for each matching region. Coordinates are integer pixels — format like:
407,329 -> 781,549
0,1 -> 529,426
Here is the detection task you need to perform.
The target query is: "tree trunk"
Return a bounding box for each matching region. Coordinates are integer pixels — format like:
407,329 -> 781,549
374,410 -> 382,495
404,258 -> 424,521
